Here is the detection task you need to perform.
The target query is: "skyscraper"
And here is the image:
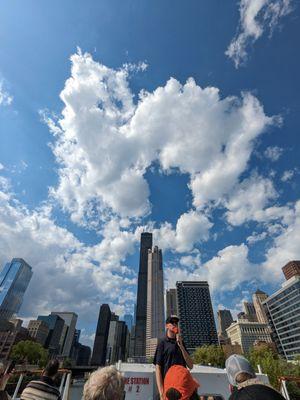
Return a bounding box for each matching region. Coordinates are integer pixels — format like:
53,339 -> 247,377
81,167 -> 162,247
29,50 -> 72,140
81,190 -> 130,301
51,311 -> 78,357
166,289 -> 178,317
176,281 -> 218,352
217,309 -> 233,338
263,274 -> 300,360
0,258 -> 33,320
38,314 -> 65,355
146,246 -> 165,358
134,232 -> 152,358
252,289 -> 269,324
242,301 -> 258,322
91,304 -> 111,366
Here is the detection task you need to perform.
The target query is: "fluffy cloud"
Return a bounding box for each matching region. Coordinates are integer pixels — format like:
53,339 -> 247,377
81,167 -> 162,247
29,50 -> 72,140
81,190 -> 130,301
0,81 -> 13,106
153,210 -> 212,253
262,200 -> 300,281
225,174 -> 278,225
226,0 -> 293,67
46,50 -> 276,225
165,244 -> 257,292
0,176 -> 138,324
264,145 -> 283,161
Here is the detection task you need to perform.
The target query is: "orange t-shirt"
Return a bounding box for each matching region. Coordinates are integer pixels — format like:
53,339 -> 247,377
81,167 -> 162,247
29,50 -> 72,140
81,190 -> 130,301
164,365 -> 200,400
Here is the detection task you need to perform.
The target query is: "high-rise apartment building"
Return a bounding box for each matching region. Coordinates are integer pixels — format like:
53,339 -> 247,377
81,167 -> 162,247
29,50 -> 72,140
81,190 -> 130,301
263,275 -> 300,360
226,320 -> 272,354
38,314 -> 65,355
176,281 -> 218,352
51,311 -> 77,357
146,246 -> 165,358
0,258 -> 33,320
282,261 -> 300,281
134,232 -> 152,358
252,289 -> 269,324
217,309 -> 233,338
242,301 -> 258,322
27,320 -> 49,346
166,289 -> 178,317
91,304 -> 111,366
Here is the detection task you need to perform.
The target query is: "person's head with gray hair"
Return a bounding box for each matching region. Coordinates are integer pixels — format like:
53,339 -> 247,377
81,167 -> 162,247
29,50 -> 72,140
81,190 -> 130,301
83,366 -> 125,400
225,354 -> 256,386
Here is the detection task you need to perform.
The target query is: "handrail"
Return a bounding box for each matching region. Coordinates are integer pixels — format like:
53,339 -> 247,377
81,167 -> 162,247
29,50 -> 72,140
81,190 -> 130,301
12,374 -> 24,400
62,372 -> 72,400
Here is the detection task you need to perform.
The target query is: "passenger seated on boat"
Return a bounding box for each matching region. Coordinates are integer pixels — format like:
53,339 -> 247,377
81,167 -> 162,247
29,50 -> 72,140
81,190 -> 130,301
225,354 -> 285,400
164,365 -> 199,400
21,359 -> 61,400
83,366 -> 125,400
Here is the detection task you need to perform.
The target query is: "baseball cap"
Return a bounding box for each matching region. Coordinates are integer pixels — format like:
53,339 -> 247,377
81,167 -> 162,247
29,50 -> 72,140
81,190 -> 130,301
225,354 -> 256,386
166,315 -> 180,324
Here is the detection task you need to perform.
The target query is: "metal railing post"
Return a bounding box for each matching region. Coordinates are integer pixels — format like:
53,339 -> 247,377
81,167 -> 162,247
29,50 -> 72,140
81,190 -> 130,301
12,373 -> 24,400
59,373 -> 66,395
62,372 -> 72,400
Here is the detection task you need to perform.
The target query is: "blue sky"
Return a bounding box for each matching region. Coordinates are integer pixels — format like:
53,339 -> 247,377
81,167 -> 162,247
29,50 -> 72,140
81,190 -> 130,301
0,0 -> 299,347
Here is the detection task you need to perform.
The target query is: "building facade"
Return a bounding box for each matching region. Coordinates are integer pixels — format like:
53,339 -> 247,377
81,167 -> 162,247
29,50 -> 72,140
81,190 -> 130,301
51,311 -> 77,357
106,319 -> 128,364
282,261 -> 300,281
146,246 -> 165,359
38,314 -> 65,355
0,319 -> 30,360
166,289 -> 178,317
91,304 -> 111,366
242,301 -> 258,322
217,309 -> 233,338
253,289 -> 269,324
263,275 -> 300,360
0,258 -> 33,320
134,232 -> 153,358
226,320 -> 272,354
176,281 -> 218,353
27,320 -> 49,346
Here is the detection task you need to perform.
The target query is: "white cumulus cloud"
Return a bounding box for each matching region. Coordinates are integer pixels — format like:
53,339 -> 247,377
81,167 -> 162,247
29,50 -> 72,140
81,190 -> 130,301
226,0 -> 293,68
45,50 -> 277,226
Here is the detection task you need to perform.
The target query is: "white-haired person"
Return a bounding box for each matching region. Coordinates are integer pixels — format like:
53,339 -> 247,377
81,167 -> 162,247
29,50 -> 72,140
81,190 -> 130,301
225,354 -> 285,400
83,366 -> 125,400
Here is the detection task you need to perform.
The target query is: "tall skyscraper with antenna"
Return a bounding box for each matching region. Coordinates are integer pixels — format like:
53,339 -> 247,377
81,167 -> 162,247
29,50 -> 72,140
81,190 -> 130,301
134,232 -> 152,358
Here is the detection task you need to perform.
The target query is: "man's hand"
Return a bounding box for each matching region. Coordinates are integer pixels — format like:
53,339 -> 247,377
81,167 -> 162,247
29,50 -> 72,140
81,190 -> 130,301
176,333 -> 183,348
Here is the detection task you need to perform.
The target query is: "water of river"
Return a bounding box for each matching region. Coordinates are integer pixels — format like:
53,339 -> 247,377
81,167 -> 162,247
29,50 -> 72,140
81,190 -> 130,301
70,383 -> 84,400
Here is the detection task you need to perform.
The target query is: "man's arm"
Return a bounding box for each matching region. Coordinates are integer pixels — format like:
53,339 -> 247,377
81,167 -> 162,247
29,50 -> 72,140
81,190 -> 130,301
155,364 -> 164,399
176,335 -> 193,369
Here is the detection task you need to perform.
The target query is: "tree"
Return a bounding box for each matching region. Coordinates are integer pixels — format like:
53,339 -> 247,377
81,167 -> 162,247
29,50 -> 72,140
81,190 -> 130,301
11,340 -> 49,367
193,345 -> 225,368
248,344 -> 300,396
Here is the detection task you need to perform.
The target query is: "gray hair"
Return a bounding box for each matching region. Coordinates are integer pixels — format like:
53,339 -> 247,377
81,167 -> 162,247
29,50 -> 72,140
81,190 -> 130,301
83,366 -> 124,400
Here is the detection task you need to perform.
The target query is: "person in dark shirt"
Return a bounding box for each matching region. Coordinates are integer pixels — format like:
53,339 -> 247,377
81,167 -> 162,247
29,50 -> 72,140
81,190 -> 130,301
154,315 -> 194,400
225,354 -> 286,400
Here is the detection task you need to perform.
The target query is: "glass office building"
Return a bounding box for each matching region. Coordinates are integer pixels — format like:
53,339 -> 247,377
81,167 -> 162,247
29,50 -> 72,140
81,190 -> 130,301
263,276 -> 300,360
0,258 -> 33,320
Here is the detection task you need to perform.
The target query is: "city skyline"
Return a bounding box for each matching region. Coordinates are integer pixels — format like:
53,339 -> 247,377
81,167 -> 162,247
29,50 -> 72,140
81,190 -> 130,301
0,1 -> 299,347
